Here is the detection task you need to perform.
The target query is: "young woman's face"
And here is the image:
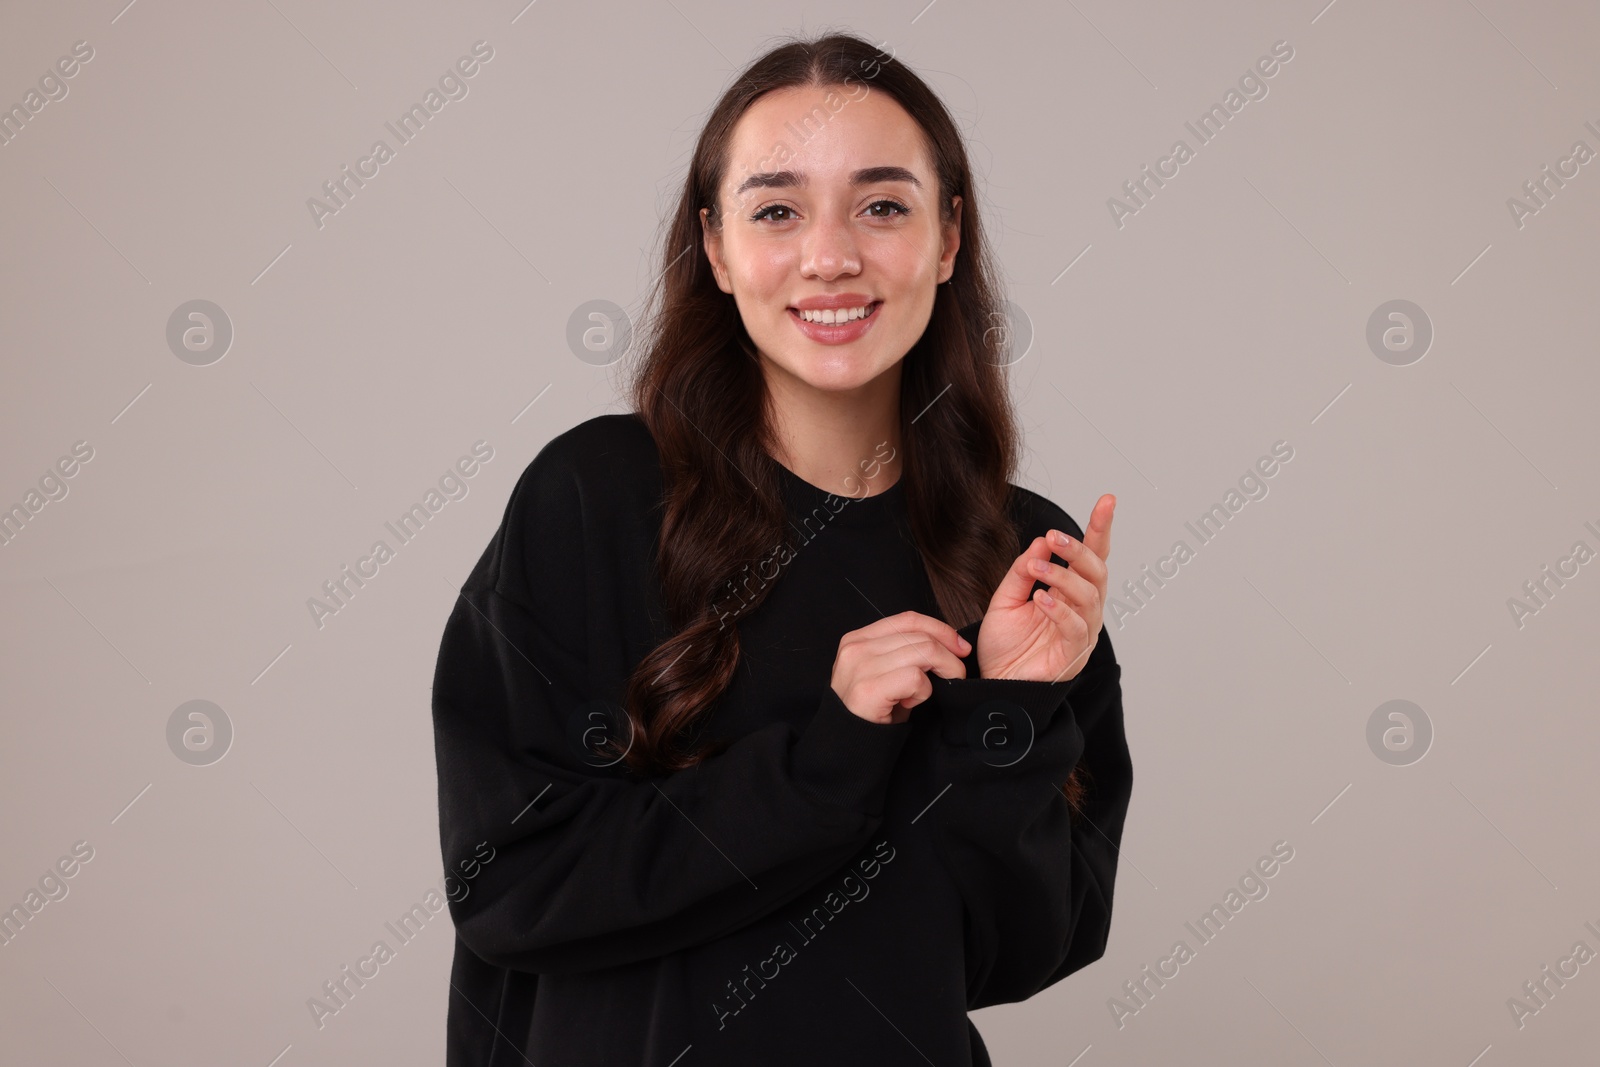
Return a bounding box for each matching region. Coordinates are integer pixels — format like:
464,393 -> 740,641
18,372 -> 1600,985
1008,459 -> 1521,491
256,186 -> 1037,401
702,84 -> 961,397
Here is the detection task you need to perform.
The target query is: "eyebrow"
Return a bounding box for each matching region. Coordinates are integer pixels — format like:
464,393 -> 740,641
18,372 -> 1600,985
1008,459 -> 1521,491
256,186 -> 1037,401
732,166 -> 922,199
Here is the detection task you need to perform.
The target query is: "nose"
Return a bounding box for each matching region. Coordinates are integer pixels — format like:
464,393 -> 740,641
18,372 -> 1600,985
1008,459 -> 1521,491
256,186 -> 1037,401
799,213 -> 861,281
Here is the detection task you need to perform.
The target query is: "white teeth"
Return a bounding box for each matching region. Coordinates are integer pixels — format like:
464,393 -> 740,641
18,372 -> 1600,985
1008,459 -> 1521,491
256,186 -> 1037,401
797,303 -> 873,324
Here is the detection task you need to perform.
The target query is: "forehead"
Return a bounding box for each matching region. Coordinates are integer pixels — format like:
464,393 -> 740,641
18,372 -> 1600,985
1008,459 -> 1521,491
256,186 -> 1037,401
723,84 -> 932,195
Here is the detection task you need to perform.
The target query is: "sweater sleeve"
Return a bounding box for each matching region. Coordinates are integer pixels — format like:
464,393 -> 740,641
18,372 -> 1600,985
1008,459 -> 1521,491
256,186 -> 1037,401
431,444 -> 915,976
920,525 -> 1133,1010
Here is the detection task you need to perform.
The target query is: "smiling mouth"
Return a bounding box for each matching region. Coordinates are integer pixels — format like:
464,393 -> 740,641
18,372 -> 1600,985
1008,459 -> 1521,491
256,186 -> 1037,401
788,301 -> 882,325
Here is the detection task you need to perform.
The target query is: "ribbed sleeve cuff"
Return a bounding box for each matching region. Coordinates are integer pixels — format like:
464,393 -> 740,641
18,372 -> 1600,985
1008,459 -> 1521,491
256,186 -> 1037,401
929,675 -> 1075,746
791,686 -> 914,816
932,619 -> 1075,749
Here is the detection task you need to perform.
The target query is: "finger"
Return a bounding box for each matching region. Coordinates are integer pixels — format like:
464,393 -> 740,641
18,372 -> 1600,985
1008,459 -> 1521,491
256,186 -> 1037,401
855,633 -> 969,680
1034,585 -> 1090,637
853,609 -> 970,656
1044,530 -> 1107,592
891,667 -> 936,711
1080,494 -> 1116,562
1032,588 -> 1095,675
1029,558 -> 1099,613
888,641 -> 969,681
993,536 -> 1057,607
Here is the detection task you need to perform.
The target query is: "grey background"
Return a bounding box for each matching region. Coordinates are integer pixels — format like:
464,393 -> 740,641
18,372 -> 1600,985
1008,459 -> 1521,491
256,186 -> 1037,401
2,0 -> 1597,1063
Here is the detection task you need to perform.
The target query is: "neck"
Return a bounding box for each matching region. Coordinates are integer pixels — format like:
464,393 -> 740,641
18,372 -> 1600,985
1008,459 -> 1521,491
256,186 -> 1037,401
763,361 -> 903,499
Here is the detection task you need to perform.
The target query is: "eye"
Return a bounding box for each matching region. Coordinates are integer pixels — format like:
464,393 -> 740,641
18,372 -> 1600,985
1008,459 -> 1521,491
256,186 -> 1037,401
749,203 -> 796,223
865,199 -> 911,219
747,199 -> 913,224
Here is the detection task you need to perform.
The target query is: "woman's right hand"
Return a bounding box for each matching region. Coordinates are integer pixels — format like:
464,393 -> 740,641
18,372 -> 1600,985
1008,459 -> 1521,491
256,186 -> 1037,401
830,611 -> 971,725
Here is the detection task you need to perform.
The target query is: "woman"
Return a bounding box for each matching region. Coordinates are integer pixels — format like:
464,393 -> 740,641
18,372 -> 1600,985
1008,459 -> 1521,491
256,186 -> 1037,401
431,30 -> 1132,1066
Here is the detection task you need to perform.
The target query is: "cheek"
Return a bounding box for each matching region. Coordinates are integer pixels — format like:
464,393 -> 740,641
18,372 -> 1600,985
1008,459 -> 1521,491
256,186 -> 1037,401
875,237 -> 937,290
912,237 -> 945,282
744,268 -> 784,303
879,274 -> 937,348
727,238 -> 788,296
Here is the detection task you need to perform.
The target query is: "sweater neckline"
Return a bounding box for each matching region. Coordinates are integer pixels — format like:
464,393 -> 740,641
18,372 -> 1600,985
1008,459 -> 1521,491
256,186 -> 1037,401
771,457 -> 905,526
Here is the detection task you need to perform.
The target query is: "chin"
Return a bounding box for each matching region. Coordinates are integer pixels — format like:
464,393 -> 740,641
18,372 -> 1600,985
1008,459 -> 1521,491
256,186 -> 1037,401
790,362 -> 884,393
759,335 -> 899,392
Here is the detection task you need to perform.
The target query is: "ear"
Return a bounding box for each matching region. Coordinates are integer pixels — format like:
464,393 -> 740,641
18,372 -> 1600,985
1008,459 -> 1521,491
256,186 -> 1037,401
938,194 -> 962,284
701,207 -> 733,294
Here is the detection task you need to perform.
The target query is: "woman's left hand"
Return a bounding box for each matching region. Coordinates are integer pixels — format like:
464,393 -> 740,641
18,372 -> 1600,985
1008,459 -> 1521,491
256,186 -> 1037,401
975,495 -> 1115,683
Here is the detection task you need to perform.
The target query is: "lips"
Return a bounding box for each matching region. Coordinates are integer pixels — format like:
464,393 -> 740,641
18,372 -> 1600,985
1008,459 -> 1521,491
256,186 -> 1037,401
787,300 -> 882,345
789,300 -> 881,325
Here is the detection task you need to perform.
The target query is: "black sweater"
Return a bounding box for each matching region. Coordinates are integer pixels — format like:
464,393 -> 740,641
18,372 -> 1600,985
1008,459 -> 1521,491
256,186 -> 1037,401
430,412 -> 1133,1066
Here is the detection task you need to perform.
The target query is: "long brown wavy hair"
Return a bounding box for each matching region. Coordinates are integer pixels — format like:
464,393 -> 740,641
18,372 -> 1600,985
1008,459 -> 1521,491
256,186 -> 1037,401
608,30 -> 1088,816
